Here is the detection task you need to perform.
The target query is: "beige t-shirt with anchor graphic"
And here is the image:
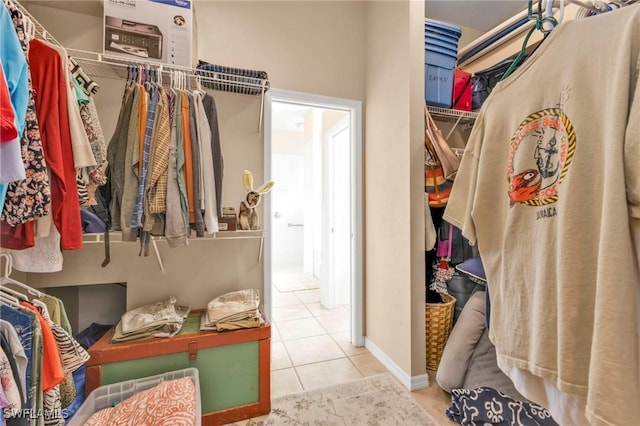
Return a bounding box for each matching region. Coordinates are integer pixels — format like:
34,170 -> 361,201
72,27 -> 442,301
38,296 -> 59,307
444,6 -> 640,426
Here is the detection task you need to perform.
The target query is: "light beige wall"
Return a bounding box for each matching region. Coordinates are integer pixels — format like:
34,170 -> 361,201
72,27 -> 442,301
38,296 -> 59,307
22,3 -> 103,51
365,0 -> 413,374
457,24 -> 485,51
194,1 -> 367,101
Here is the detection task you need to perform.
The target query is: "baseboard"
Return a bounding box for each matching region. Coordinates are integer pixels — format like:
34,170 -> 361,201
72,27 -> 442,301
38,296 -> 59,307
364,337 -> 430,391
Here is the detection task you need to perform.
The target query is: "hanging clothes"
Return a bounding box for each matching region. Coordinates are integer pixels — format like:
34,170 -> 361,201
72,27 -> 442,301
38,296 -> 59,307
0,321 -> 28,404
180,91 -> 195,227
1,304 -> 44,426
30,300 -> 87,425
120,84 -> 144,241
143,86 -> 170,235
28,38 -> 83,250
0,344 -> 22,422
194,91 -> 219,233
164,90 -> 189,247
187,92 -> 204,237
0,5 -> 51,227
106,86 -> 136,233
202,93 -> 224,219
443,7 -> 640,426
131,83 -> 159,229
19,303 -> 64,393
0,4 -> 28,188
0,67 -> 18,143
47,43 -> 95,171
104,73 -> 223,246
1,3 -> 52,257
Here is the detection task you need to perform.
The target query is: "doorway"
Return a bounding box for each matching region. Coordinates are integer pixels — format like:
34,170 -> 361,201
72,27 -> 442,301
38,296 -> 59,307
264,89 -> 363,347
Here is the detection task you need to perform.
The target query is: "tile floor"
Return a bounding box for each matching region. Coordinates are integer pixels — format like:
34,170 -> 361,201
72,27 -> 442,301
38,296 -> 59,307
269,286 -> 452,424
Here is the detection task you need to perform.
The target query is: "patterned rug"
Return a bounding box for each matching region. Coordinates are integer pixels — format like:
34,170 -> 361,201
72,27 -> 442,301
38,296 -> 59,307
226,373 -> 439,426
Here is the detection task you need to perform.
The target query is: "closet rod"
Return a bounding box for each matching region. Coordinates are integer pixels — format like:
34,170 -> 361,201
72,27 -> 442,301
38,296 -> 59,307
67,48 -> 268,133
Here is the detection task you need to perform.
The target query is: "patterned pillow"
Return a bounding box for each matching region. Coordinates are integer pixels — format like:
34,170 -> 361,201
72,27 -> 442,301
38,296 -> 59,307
447,387 -> 558,426
455,256 -> 487,285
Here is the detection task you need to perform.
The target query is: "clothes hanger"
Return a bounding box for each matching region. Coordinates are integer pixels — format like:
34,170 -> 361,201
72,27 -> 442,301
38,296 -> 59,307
0,285 -> 28,302
0,253 -> 44,298
501,0 -> 559,81
0,292 -> 20,308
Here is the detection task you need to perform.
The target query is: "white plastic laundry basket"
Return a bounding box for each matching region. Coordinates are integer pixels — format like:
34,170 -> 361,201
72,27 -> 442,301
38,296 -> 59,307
67,368 -> 201,426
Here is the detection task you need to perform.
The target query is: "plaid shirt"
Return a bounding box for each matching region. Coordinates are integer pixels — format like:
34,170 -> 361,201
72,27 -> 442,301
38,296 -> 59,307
145,87 -> 171,223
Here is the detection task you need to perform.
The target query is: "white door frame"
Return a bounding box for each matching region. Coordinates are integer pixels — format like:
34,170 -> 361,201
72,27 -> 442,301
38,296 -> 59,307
264,88 -> 364,347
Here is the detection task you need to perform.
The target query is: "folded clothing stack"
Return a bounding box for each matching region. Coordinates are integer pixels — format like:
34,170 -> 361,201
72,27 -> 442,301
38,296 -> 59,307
200,289 -> 263,332
196,60 -> 270,95
112,297 -> 190,342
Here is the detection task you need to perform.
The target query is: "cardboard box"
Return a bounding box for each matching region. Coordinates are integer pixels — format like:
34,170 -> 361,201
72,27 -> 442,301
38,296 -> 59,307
218,216 -> 237,231
104,0 -> 192,67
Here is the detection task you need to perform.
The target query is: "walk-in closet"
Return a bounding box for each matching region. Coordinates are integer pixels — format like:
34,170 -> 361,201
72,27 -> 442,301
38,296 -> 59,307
1,0 -> 638,425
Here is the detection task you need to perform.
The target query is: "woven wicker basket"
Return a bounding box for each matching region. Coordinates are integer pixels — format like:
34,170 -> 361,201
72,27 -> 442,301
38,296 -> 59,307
425,292 -> 456,371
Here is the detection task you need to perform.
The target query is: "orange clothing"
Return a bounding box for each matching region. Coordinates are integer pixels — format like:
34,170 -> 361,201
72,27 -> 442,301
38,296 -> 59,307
21,302 -> 65,392
181,92 -> 195,224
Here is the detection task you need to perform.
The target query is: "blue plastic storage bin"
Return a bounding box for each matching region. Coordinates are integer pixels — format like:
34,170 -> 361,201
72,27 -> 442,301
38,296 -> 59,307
424,18 -> 461,107
425,19 -> 462,38
425,32 -> 459,51
425,42 -> 458,57
425,48 -> 457,108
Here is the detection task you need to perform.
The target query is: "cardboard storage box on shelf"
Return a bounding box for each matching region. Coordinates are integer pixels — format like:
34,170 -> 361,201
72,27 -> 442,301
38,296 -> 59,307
103,0 -> 192,67
85,311 -> 271,425
218,207 -> 237,231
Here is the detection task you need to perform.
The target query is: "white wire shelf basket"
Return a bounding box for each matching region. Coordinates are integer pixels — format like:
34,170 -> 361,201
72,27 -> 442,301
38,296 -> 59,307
427,105 -> 478,122
66,49 -> 270,95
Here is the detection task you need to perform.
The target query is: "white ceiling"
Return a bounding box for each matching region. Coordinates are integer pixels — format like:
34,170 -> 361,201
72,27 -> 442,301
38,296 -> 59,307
426,0 -> 529,32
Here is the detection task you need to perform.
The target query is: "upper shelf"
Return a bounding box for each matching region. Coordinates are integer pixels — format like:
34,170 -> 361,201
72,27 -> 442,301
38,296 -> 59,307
66,49 -> 270,96
16,1 -> 269,96
427,105 -> 478,123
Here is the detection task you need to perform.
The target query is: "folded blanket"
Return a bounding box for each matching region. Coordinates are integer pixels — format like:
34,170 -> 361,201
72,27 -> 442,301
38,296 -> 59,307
446,387 -> 558,426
